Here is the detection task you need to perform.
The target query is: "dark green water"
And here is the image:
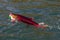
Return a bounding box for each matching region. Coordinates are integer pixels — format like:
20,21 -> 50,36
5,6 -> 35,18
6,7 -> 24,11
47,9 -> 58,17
0,0 -> 60,40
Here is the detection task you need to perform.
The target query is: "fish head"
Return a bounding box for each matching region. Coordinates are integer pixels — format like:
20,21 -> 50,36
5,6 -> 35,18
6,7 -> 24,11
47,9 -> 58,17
9,12 -> 17,20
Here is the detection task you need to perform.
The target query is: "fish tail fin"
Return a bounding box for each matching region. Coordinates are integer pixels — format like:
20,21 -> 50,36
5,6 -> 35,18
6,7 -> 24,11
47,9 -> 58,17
37,22 -> 48,28
38,22 -> 45,25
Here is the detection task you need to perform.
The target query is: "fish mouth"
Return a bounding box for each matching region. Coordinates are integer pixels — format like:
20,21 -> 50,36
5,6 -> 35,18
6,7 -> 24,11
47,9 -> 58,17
9,13 -> 14,20
9,13 -> 17,20
9,14 -> 12,19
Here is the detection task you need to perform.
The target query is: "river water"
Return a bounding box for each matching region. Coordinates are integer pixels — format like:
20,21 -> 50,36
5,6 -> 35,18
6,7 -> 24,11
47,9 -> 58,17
0,0 -> 60,40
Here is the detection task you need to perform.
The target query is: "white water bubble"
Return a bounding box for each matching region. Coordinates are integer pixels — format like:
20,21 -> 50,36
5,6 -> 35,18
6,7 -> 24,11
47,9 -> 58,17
48,25 -> 53,30
57,25 -> 60,30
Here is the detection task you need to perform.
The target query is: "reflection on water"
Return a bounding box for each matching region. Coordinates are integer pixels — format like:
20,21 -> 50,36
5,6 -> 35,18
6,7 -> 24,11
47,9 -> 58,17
0,0 -> 60,40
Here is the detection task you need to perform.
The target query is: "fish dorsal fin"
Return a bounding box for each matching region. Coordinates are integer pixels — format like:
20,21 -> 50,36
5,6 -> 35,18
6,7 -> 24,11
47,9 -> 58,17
29,17 -> 34,20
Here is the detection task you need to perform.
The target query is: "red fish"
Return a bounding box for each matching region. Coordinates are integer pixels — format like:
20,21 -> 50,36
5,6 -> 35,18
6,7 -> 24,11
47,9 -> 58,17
9,12 -> 48,28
